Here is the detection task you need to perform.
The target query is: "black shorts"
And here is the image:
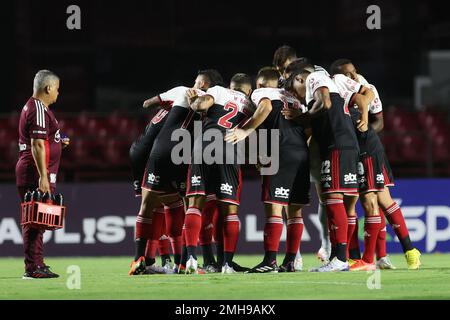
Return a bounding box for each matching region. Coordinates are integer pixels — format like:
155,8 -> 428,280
382,152 -> 395,187
141,141 -> 188,197
261,147 -> 310,206
321,148 -> 359,196
186,163 -> 242,205
130,114 -> 168,182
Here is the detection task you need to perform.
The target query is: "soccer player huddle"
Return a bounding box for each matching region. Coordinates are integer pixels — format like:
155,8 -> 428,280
128,45 -> 422,275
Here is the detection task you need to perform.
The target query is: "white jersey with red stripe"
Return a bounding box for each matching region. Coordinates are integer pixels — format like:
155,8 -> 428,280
157,86 -> 205,131
203,86 -> 254,133
357,74 -> 383,114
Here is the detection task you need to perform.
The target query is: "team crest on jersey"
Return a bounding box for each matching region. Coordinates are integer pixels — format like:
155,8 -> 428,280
147,173 -> 160,184
220,183 -> 233,195
191,175 -> 201,186
274,187 -> 290,199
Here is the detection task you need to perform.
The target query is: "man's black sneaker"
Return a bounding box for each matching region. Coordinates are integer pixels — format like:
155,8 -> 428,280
278,261 -> 296,272
246,260 -> 278,273
231,261 -> 250,272
22,266 -> 59,279
40,265 -> 60,278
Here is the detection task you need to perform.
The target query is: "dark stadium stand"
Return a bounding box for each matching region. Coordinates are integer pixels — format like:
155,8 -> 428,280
1,108 -> 449,181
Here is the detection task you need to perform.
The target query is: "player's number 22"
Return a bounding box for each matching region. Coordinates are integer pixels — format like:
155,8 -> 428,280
218,102 -> 239,129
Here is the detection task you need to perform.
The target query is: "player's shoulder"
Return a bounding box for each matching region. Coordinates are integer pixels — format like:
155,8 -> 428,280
314,65 -> 330,76
251,87 -> 279,104
23,97 -> 46,113
307,71 -> 333,86
332,73 -> 347,83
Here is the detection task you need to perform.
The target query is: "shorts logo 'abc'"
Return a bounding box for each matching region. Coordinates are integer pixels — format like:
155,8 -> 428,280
220,183 -> 233,195
344,173 -> 357,184
275,187 -> 290,199
191,175 -> 201,186
147,173 -> 160,184
376,174 -> 385,183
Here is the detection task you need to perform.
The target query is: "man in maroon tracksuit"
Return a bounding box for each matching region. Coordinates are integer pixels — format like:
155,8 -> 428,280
16,70 -> 68,279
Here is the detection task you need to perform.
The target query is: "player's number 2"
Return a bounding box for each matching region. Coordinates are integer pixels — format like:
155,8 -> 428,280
218,102 -> 239,129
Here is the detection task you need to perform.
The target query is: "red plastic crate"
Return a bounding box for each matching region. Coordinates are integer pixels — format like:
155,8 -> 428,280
20,201 -> 67,230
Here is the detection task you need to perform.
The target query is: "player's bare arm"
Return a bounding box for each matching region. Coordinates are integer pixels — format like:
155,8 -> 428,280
225,98 -> 272,144
187,90 -> 214,112
369,111 -> 384,132
310,87 -> 332,115
31,138 -> 50,193
352,93 -> 370,132
283,87 -> 331,127
142,96 -> 162,109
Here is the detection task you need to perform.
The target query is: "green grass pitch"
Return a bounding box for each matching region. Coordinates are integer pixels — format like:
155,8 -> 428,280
1,254 -> 449,300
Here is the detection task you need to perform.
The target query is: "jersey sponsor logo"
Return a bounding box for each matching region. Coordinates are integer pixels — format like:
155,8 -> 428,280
32,130 -> 47,135
220,183 -> 233,195
344,173 -> 357,184
274,187 -> 290,199
50,173 -> 57,184
191,175 -> 201,186
147,173 -> 160,184
376,174 -> 385,183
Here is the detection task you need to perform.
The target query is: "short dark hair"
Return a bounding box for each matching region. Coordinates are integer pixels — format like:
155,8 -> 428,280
329,59 -> 353,76
230,73 -> 252,88
272,45 -> 297,70
284,68 -> 312,91
256,66 -> 279,82
198,69 -> 225,87
284,57 -> 314,76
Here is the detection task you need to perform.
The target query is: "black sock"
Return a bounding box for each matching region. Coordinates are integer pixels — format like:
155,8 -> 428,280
349,248 -> 361,260
187,246 -> 197,260
329,246 -> 337,260
161,255 -> 171,266
264,251 -> 277,263
145,257 -> 155,266
174,253 -> 181,265
336,244 -> 347,262
282,253 -> 296,265
180,245 -> 188,266
399,235 -> 414,252
134,238 -> 147,261
224,251 -> 234,265
202,244 -> 216,266
216,244 -> 224,266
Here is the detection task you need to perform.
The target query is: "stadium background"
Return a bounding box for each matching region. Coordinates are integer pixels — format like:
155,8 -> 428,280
1,0 -> 450,256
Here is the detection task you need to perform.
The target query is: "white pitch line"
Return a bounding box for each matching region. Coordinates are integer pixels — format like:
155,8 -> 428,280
138,280 -> 365,286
